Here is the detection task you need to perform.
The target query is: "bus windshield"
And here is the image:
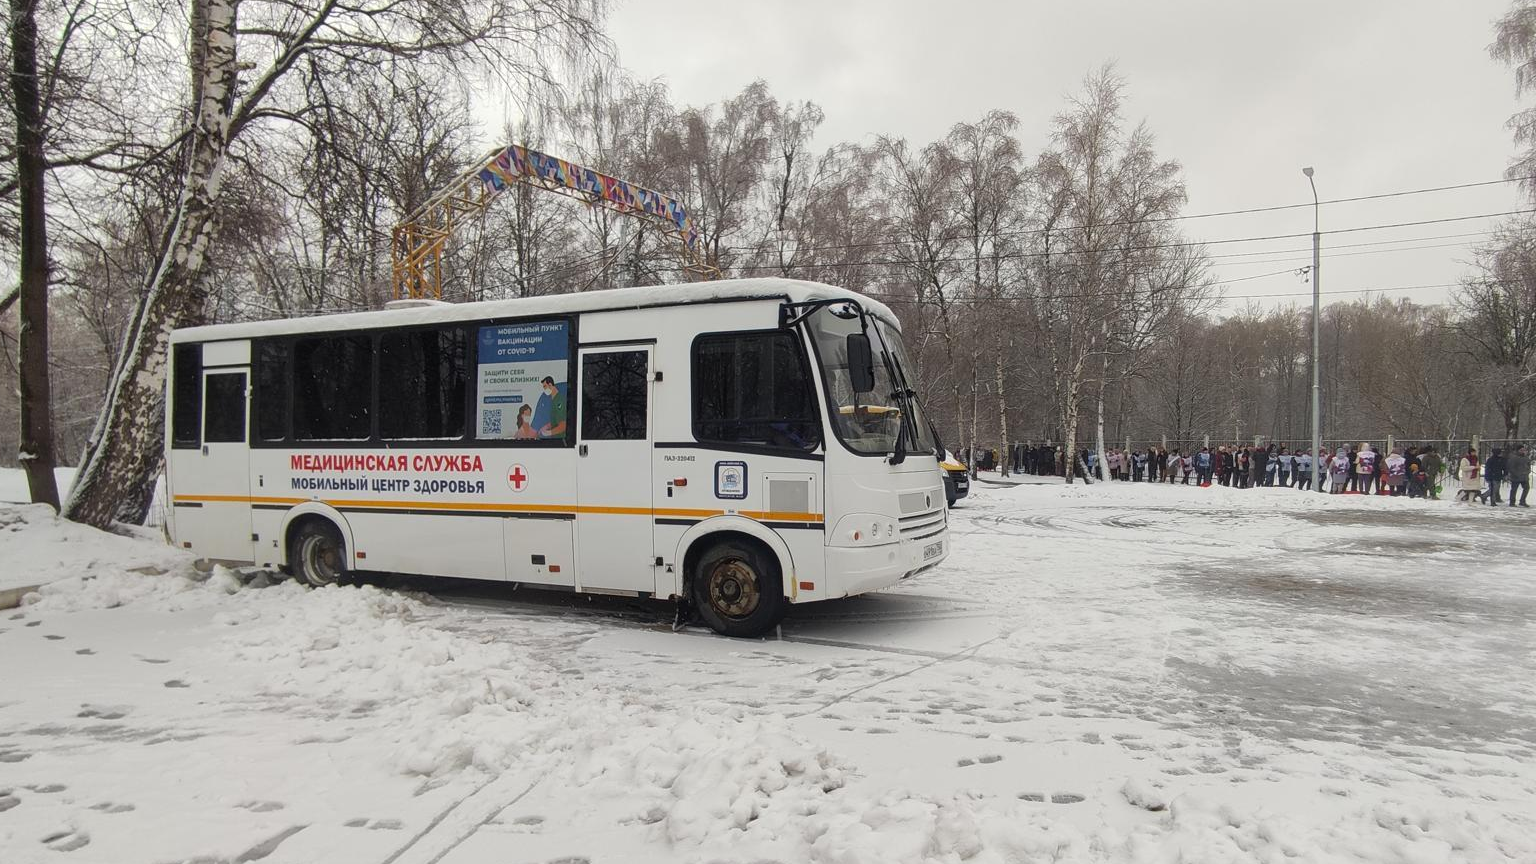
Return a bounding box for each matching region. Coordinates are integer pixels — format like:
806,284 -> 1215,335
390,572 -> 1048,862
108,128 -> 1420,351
806,304 -> 937,458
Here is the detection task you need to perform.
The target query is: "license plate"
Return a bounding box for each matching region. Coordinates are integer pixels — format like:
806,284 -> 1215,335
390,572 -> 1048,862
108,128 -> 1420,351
923,540 -> 943,561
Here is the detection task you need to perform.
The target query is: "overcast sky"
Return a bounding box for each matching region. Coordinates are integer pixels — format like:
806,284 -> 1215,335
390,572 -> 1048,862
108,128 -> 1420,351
606,0 -> 1527,312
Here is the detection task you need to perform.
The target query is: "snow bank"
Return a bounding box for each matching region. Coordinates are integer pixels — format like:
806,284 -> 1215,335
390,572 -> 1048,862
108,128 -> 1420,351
0,504 -> 189,593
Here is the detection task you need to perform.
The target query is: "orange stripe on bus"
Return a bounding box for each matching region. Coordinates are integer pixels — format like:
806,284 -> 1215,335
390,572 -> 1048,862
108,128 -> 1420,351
172,495 -> 822,523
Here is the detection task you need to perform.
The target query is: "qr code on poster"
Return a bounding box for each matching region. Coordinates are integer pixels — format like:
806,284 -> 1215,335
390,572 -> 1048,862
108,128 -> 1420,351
481,409 -> 502,436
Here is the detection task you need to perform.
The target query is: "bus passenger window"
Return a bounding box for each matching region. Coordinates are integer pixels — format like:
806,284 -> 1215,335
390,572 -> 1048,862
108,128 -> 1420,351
293,335 -> 372,440
581,350 -> 647,440
171,343 -> 203,449
204,373 -> 247,443
254,341 -> 289,441
692,332 -> 820,451
380,328 -> 467,439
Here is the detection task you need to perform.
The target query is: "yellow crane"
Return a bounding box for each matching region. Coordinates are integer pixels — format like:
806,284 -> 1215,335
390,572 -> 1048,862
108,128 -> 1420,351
392,143 -> 718,300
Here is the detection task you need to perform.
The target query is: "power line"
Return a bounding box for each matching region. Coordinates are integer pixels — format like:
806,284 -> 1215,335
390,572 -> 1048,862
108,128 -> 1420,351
696,208 -> 1536,274
722,175 -> 1532,257
1217,239 -> 1485,271
854,279 -> 1472,307
1205,230 -> 1493,261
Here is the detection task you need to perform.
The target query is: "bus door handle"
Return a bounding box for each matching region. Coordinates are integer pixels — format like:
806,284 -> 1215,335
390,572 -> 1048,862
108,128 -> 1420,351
579,444 -> 589,457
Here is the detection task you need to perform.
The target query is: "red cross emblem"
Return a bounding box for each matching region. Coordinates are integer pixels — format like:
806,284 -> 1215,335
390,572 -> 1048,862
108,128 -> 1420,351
507,464 -> 529,492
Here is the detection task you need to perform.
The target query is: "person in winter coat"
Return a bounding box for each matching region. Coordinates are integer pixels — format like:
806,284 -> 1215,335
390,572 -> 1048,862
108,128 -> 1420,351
1329,447 -> 1351,493
1484,448 -> 1507,505
1355,444 -> 1378,495
1276,447 -> 1292,487
1456,449 -> 1482,502
1384,448 -> 1408,496
1421,447 -> 1444,499
1195,447 -> 1213,485
1249,447 -> 1267,488
1295,450 -> 1313,490
1507,444 -> 1531,507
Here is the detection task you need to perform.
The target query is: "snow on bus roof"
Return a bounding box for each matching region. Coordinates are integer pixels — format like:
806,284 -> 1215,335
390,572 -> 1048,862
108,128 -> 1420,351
170,278 -> 899,343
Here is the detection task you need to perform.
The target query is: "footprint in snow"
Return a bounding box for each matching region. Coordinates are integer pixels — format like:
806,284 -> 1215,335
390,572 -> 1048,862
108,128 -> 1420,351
0,792 -> 20,812
238,801 -> 285,813
139,657 -> 170,665
77,705 -> 129,720
27,784 -> 66,793
24,620 -> 41,627
44,635 -> 65,641
959,754 -> 1003,767
162,680 -> 190,689
42,830 -> 90,852
343,817 -> 402,830
1018,792 -> 1084,804
89,802 -> 135,814
74,648 -> 94,656
0,751 -> 30,763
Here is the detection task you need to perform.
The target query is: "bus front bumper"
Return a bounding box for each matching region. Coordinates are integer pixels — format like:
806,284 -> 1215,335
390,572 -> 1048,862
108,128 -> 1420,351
826,531 -> 949,598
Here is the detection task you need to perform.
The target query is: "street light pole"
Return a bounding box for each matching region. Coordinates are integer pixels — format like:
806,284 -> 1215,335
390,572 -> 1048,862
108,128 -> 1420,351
1304,167 -> 1322,492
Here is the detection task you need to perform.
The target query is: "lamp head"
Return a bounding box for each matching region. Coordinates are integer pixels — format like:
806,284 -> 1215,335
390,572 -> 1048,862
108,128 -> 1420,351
1302,166 -> 1315,178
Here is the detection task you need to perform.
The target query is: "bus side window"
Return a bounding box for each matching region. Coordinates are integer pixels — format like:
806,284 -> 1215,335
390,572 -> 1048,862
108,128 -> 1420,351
171,343 -> 203,449
692,331 -> 820,451
380,327 -> 467,439
293,335 -> 372,440
254,341 -> 289,442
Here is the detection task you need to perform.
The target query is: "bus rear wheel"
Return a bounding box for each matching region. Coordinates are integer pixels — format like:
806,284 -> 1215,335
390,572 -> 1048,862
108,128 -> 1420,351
288,520 -> 348,588
692,540 -> 787,638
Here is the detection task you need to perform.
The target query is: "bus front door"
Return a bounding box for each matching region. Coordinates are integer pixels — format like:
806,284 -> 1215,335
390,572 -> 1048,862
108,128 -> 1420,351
575,345 -> 655,594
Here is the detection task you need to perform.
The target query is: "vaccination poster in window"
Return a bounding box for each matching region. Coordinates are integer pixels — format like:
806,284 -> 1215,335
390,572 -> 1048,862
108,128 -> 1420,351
476,321 -> 569,440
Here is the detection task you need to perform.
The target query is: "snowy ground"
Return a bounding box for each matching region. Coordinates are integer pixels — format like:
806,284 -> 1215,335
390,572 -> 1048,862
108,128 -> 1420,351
2,477 -> 1534,863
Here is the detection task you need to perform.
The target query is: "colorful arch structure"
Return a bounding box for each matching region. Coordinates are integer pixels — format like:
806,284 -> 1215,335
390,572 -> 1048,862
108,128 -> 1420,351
392,144 -> 718,300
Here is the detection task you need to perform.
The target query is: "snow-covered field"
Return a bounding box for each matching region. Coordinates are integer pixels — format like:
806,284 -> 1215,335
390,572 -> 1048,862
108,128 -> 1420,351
2,478 -> 1534,863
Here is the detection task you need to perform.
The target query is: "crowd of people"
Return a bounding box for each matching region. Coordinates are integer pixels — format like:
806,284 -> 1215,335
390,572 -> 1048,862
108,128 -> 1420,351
983,441 -> 1532,506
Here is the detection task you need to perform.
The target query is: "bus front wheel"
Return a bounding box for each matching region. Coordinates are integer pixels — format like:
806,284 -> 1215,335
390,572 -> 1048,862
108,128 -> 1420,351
692,540 -> 787,638
288,520 -> 348,588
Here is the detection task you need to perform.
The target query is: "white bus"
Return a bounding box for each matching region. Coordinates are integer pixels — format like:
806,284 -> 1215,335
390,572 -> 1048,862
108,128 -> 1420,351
164,278 -> 949,636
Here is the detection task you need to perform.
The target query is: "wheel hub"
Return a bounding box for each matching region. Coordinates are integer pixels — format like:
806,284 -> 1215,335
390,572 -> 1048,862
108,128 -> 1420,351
303,536 -> 340,584
707,558 -> 760,619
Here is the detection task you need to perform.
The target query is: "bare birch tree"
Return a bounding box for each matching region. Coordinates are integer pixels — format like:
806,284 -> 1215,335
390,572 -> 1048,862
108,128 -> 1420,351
65,0 -> 606,527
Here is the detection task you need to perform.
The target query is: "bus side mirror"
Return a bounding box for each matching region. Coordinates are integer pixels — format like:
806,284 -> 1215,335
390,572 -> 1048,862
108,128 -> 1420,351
846,333 -> 876,393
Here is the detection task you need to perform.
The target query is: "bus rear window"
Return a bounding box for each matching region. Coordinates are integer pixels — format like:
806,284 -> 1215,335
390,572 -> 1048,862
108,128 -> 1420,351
171,343 -> 202,449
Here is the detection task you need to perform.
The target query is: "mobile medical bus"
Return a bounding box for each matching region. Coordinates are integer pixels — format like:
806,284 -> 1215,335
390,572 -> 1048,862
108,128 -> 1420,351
164,278 -> 949,636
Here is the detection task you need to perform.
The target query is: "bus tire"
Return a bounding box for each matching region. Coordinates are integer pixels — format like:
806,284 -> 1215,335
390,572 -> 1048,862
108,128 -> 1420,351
288,519 -> 348,588
691,539 -> 786,638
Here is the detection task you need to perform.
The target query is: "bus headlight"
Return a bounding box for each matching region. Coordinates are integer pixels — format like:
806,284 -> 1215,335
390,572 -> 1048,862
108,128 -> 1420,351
832,514 -> 900,547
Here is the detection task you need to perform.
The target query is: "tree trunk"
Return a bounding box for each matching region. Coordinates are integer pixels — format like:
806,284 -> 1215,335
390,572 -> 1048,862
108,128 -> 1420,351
9,0 -> 61,510
994,336 -> 1009,477
1095,376 -> 1108,482
967,357 -> 979,477
64,0 -> 239,528
1062,392 -> 1080,485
